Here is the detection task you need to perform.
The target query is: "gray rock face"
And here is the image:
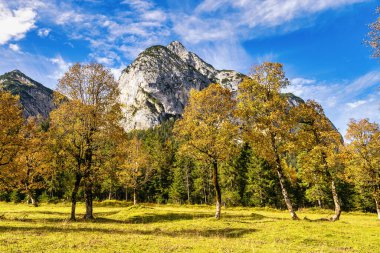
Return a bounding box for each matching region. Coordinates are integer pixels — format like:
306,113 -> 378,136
0,70 -> 54,118
119,41 -> 245,130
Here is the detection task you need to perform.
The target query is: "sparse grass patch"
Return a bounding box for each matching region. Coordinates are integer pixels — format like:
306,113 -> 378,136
0,202 -> 379,252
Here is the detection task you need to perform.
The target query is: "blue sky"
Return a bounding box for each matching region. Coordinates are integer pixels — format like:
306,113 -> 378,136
0,0 -> 379,135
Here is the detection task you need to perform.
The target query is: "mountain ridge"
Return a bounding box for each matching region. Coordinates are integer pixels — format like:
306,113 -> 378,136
0,70 -> 55,118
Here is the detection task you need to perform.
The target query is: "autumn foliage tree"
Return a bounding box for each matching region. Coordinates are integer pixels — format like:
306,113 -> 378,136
0,91 -> 23,188
174,84 -> 239,219
237,63 -> 299,220
345,119 -> 380,219
293,100 -> 344,221
117,135 -> 150,205
15,117 -> 49,206
51,63 -> 120,220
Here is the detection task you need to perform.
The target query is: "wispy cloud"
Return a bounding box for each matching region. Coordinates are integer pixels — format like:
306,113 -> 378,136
0,47 -> 70,88
285,71 -> 380,135
8,43 -> 20,52
37,28 -> 51,37
0,1 -> 37,45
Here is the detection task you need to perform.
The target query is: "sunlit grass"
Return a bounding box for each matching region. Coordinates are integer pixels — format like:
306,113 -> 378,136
0,202 -> 379,252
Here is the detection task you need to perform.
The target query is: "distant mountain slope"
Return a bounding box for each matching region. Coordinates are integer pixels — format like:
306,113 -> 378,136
0,70 -> 55,118
118,41 -> 245,130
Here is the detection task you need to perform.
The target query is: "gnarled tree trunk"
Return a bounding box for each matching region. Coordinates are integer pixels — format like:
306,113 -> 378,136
213,161 -> 222,219
276,168 -> 299,220
70,173 -> 82,221
84,181 -> 94,220
330,180 -> 341,221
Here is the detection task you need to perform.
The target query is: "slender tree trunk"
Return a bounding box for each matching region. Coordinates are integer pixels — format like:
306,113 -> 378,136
375,198 -> 380,220
84,181 -> 94,219
26,192 -> 37,207
317,199 -> 322,208
108,185 -> 112,200
70,173 -> 81,221
271,134 -> 299,220
276,168 -> 299,220
330,180 -> 341,221
186,167 -> 191,204
125,187 -> 128,201
203,185 -> 207,204
133,187 -> 137,205
212,161 -> 222,219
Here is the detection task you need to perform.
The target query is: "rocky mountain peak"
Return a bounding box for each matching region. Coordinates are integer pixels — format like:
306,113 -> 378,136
118,41 -> 246,131
167,41 -> 188,55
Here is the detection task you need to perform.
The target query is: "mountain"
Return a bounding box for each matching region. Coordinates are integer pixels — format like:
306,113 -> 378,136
0,70 -> 55,118
118,41 -> 245,130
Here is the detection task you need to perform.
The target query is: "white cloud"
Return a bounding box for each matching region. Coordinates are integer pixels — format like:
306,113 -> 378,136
110,64 -> 127,80
122,0 -> 154,11
37,28 -> 51,37
142,10 -> 167,22
176,0 -> 368,44
0,48 -> 68,88
8,43 -> 20,52
0,2 -> 37,45
49,55 -> 71,80
285,71 -> 380,136
346,100 -> 367,108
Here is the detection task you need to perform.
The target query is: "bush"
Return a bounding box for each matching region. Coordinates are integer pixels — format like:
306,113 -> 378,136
10,190 -> 24,203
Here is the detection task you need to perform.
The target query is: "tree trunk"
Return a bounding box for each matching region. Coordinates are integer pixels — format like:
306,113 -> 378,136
212,161 -> 222,219
185,167 -> 191,204
125,187 -> 128,201
84,181 -> 94,220
375,198 -> 380,220
203,185 -> 207,204
70,173 -> 81,221
26,192 -> 37,207
317,199 -> 322,208
133,187 -> 137,205
330,180 -> 341,221
276,169 -> 299,220
271,134 -> 299,220
108,185 -> 112,200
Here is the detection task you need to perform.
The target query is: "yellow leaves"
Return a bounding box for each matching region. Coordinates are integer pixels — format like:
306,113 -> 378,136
345,119 -> 380,190
237,63 -> 292,167
174,83 -> 238,164
117,135 -> 150,189
0,91 -> 23,172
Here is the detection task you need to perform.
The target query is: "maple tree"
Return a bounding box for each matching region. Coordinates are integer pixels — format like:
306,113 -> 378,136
345,119 -> 380,219
236,62 -> 300,220
0,91 -> 23,189
15,117 -> 49,206
174,84 -> 239,219
293,100 -> 344,221
51,63 -> 120,220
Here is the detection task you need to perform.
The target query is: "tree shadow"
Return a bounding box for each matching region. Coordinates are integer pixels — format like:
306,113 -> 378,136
0,225 -> 257,238
0,210 -> 269,224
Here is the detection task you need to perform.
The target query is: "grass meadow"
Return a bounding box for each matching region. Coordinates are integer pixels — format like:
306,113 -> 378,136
0,201 -> 379,252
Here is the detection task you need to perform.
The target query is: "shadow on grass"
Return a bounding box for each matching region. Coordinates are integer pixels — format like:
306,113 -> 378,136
0,210 -> 268,224
0,225 -> 257,238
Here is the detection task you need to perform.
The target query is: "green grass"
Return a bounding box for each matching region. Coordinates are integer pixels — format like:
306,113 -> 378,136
0,202 -> 379,252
